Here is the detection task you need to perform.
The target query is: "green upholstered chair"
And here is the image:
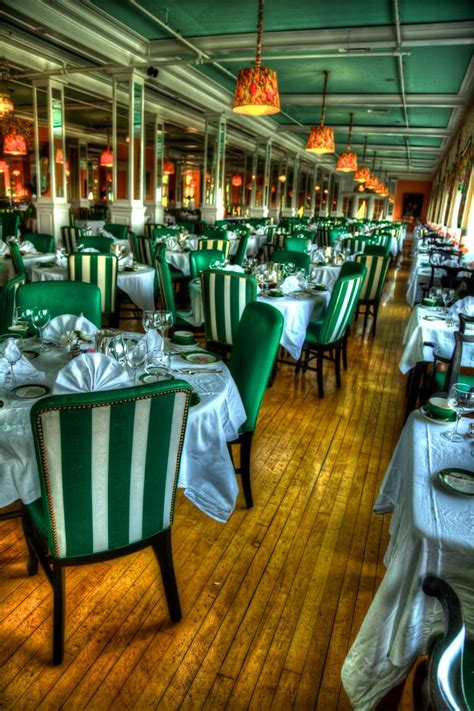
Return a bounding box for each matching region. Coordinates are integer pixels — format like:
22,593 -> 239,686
151,225 -> 179,239
7,239 -> 25,275
202,226 -> 229,239
0,273 -> 26,333
144,223 -> 165,238
60,225 -> 84,253
103,223 -> 127,239
355,252 -> 390,336
364,244 -> 390,258
189,249 -> 225,279
76,235 -> 114,253
16,282 -> 102,328
368,232 -> 392,255
297,267 -> 367,398
284,236 -> 309,253
198,238 -> 231,260
22,232 -> 55,253
155,243 -> 194,327
341,236 -> 367,255
231,231 -> 250,266
291,228 -> 315,243
201,270 -> 258,351
228,301 -> 284,507
431,328 -> 474,395
412,576 -> 474,711
68,253 -> 118,323
69,212 -> 76,227
128,232 -> 156,266
22,379 -> 192,664
1,212 -> 20,241
272,248 -> 310,273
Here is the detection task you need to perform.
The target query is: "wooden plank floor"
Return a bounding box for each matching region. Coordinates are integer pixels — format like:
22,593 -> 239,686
1,245 -> 416,710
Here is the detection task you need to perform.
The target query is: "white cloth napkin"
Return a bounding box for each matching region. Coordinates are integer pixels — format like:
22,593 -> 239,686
0,352 -> 45,385
42,314 -> 98,345
0,241 -> 8,256
80,247 -> 100,253
55,252 -> 67,267
222,265 -> 244,273
20,240 -> 37,254
145,329 -> 164,352
280,275 -> 301,294
54,353 -> 130,394
449,296 -> 474,318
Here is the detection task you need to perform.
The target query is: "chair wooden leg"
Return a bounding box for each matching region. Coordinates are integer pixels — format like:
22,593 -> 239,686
239,431 -> 254,509
21,508 -> 38,576
316,349 -> 324,398
372,302 -> 379,337
152,530 -> 182,623
52,562 -> 65,665
335,343 -> 342,389
363,304 -> 369,333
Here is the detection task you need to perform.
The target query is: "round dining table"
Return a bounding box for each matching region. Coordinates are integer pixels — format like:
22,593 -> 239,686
0,252 -> 56,286
0,341 -> 246,523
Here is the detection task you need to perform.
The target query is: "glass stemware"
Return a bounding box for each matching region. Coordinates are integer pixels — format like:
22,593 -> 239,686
442,383 -> 474,442
1,336 -> 23,389
124,339 -> 147,385
142,310 -> 155,334
441,288 -> 455,313
154,310 -> 174,339
28,308 -> 51,351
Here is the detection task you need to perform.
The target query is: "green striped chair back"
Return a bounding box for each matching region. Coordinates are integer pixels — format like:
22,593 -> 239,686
202,226 -> 229,239
0,273 -> 26,333
189,249 -> 225,279
29,380 -> 192,559
68,253 -> 118,314
284,236 -> 309,253
355,254 -> 390,301
341,237 -> 367,255
17,282 -> 102,327
144,223 -> 166,238
233,232 -> 250,266
198,238 -> 231,259
201,270 -> 258,346
7,239 -> 25,275
151,226 -> 179,239
129,233 -> 156,265
22,232 -> 55,253
369,232 -> 392,250
155,243 -> 177,320
272,249 -> 310,273
61,226 -> 84,253
1,212 -> 20,241
103,223 -> 127,240
274,232 -> 287,249
76,235 -> 114,253
292,228 -> 315,243
317,270 -> 367,345
316,227 -> 331,248
69,213 -> 76,227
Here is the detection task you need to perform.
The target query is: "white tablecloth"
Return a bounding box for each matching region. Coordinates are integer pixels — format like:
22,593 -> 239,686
75,219 -> 105,235
30,263 -> 156,312
342,411 -> 474,710
406,253 -> 471,306
309,264 -> 341,291
0,347 -> 246,523
0,253 -> 56,286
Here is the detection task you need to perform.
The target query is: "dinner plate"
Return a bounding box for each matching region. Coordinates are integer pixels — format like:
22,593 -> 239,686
309,283 -> 328,292
422,315 -> 446,322
139,371 -> 175,384
419,406 -> 453,425
438,468 -> 474,496
267,289 -> 284,298
12,384 -> 50,400
180,351 -> 221,364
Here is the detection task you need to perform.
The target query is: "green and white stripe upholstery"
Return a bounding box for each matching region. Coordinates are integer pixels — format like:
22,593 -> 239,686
155,243 -> 191,323
28,381 -> 192,559
17,281 -> 102,328
103,223 -> 127,240
189,249 -> 225,279
61,226 -> 84,253
151,225 -> 180,239
129,233 -> 156,265
312,270 -> 366,346
68,253 -> 118,315
272,249 -> 310,273
69,212 -> 76,227
232,232 -> 250,266
76,235 -> 114,253
355,254 -> 390,301
7,239 -> 26,275
201,270 -> 258,346
369,232 -> 392,252
198,238 -> 230,259
0,273 -> 26,333
22,232 -> 55,253
316,226 -> 331,248
284,236 -> 309,253
341,237 -> 367,255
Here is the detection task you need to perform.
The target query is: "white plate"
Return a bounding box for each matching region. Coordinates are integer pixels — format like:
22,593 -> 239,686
419,406 -> 454,425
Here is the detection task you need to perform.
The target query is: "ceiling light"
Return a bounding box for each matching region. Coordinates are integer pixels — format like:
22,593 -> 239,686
306,70 -> 335,155
367,109 -> 389,114
0,59 -> 14,119
4,128 -> 27,156
232,0 -> 280,116
354,136 -> 370,183
336,112 -> 358,172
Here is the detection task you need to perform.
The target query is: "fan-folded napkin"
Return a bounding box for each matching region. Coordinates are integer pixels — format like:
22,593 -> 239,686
42,314 -> 98,345
54,353 -> 131,393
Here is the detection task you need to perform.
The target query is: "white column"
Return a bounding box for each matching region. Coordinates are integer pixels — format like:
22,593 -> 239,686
201,115 -> 226,224
144,115 -> 165,224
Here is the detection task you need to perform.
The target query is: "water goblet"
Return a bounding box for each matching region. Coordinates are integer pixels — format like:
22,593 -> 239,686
154,310 -> 174,339
0,336 -> 22,390
441,288 -> 455,313
124,338 -> 147,385
441,383 -> 474,443
109,335 -> 127,366
31,307 -> 51,352
145,349 -> 171,379
142,310 -> 155,334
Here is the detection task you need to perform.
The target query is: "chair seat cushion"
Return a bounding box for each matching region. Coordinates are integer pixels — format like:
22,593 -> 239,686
434,370 -> 474,391
304,320 -> 324,344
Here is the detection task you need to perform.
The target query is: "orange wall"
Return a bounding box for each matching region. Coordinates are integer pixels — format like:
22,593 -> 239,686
393,179 -> 432,224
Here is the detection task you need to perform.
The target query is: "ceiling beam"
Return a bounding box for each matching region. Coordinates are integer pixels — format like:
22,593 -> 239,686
340,144 -> 441,153
279,93 -> 464,108
277,125 -> 451,137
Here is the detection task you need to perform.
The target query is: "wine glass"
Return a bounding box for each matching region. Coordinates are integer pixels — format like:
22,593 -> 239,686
109,335 -> 127,366
442,383 -> 474,442
441,288 -> 455,313
124,339 -> 147,385
155,310 -> 174,339
30,308 -> 51,351
145,349 -> 171,379
1,336 -> 22,390
142,310 -> 155,334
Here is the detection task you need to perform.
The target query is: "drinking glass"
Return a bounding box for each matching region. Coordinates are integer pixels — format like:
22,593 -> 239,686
441,288 -> 455,313
442,383 -> 474,442
0,336 -> 22,390
124,339 -> 147,385
146,349 -> 171,379
155,310 -> 174,338
142,310 -> 155,333
109,335 -> 127,366
30,308 -> 51,351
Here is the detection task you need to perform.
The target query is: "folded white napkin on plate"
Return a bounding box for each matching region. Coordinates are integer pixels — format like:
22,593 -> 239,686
54,353 -> 130,393
449,296 -> 474,318
20,240 -> 37,254
280,275 -> 300,294
43,314 -> 98,345
0,242 -> 8,256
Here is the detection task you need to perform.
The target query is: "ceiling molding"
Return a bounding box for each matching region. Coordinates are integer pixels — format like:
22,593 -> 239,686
277,125 -> 451,137
279,93 -> 465,108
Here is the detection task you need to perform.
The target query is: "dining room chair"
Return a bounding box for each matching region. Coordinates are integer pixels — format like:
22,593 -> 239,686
228,301 -> 284,508
189,249 -> 225,279
355,252 -> 391,337
1,212 -> 20,241
0,272 -> 26,333
198,238 -> 231,260
296,267 -> 367,398
412,576 -> 473,711
16,281 -> 102,327
103,223 -> 127,239
68,253 -> 118,325
76,235 -> 114,253
60,225 -> 84,253
155,243 -> 196,328
431,328 -> 474,395
7,239 -> 26,275
22,379 -> 192,664
128,232 -> 156,266
150,225 -> 180,239
202,226 -> 229,239
340,236 -> 367,255
272,248 -> 310,273
284,236 -> 309,253
231,231 -> 250,266
201,269 -> 258,354
22,232 -> 55,253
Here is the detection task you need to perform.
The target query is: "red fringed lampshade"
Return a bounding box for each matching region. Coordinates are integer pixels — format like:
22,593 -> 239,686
163,160 -> 175,175
55,148 -> 64,164
233,66 -> 280,116
100,147 -> 113,167
306,125 -> 335,155
231,174 -> 243,187
0,92 -> 14,119
3,129 -> 27,156
336,150 -> 358,173
354,166 -> 370,183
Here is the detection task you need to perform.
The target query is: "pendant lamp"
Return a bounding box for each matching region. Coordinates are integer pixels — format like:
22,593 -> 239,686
354,136 -> 370,183
232,0 -> 280,116
231,174 -> 243,187
365,152 -> 378,191
306,70 -> 335,154
0,59 -> 14,119
100,124 -> 113,167
163,159 -> 175,175
3,127 -> 27,155
336,112 -> 358,172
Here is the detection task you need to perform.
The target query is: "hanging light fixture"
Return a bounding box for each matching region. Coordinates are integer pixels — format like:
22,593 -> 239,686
55,147 -> 64,164
306,70 -> 335,155
100,123 -> 113,167
336,112 -> 358,172
232,0 -> 280,116
374,162 -> 384,193
354,136 -> 370,183
278,173 -> 287,183
0,160 -> 7,172
0,59 -> 14,120
231,174 -> 243,187
365,152 -> 378,190
163,159 -> 175,175
3,127 -> 27,155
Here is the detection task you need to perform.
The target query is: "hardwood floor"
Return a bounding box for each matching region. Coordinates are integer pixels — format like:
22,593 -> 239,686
1,248 -> 415,710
